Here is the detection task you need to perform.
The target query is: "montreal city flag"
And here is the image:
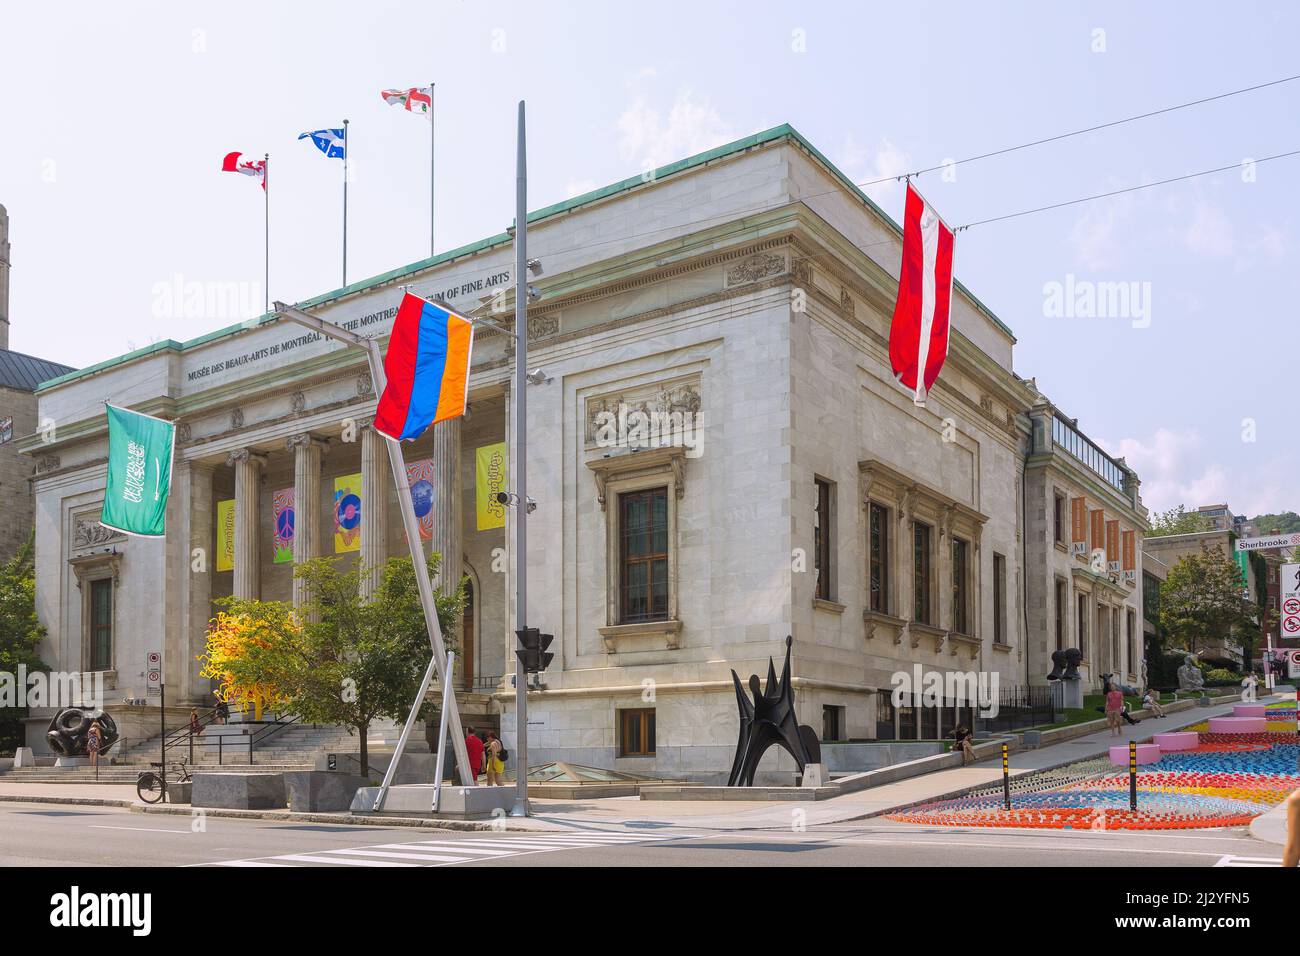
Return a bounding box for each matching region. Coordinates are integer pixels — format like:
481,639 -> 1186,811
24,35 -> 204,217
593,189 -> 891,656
374,292 -> 474,442
100,404 -> 176,537
888,182 -> 955,408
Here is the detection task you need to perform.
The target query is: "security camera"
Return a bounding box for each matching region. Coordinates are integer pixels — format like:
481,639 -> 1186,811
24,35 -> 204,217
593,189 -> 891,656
526,497 -> 537,514
527,258 -> 544,277
495,491 -> 512,506
526,368 -> 551,386
526,285 -> 541,302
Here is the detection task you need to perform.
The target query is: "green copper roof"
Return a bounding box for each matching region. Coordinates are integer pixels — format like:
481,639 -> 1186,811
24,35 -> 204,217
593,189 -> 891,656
37,123 -> 1014,393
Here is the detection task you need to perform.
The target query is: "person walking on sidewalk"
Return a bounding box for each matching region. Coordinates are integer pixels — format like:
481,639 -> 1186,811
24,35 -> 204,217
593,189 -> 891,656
484,731 -> 505,786
1105,685 -> 1125,737
464,726 -> 484,782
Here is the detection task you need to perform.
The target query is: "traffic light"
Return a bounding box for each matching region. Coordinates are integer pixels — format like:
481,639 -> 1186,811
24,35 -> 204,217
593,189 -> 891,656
515,627 -> 555,674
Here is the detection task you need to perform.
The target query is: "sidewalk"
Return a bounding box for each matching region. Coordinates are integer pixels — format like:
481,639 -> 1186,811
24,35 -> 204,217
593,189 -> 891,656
0,693 -> 1282,834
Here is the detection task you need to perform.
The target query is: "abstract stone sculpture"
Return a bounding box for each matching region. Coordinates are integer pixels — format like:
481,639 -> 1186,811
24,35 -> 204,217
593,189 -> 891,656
727,635 -> 820,787
1046,647 -> 1082,681
46,708 -> 118,757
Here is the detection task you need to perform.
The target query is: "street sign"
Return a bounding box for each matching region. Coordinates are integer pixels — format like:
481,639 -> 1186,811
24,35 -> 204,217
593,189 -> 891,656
1235,533 -> 1300,552
1282,615 -> 1300,637
1284,597 -> 1300,616
1282,563 -> 1300,601
1289,651 -> 1300,679
146,650 -> 162,692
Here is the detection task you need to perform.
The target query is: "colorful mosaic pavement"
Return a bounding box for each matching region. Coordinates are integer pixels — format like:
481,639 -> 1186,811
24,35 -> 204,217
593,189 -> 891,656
887,700 -> 1298,831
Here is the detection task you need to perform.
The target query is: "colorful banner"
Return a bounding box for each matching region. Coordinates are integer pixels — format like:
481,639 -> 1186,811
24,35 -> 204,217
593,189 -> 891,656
216,499 -> 235,572
1105,519 -> 1120,573
333,473 -> 362,553
100,404 -> 176,537
1122,529 -> 1136,584
475,442 -> 508,531
1070,498 -> 1087,556
273,488 -> 295,563
405,458 -> 435,541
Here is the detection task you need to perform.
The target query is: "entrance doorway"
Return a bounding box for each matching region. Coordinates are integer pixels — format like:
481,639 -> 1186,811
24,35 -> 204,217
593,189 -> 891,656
462,577 -> 474,692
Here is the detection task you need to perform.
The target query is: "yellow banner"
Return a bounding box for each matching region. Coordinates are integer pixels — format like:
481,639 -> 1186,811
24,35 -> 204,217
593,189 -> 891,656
475,442 -> 508,531
216,499 -> 235,572
333,472 -> 362,553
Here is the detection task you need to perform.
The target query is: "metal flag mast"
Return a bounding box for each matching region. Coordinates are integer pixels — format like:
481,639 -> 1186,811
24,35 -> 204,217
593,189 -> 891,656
263,152 -> 270,314
510,98 -> 530,818
270,299 -> 475,793
430,81 -> 436,258
342,118 -> 350,287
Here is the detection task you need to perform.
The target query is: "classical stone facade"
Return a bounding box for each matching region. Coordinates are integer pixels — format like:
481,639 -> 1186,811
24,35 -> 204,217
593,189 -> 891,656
19,126 -> 1145,776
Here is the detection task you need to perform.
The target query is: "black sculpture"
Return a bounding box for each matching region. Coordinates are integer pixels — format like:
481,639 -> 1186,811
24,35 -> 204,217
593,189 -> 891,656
1045,647 -> 1082,682
46,708 -> 118,757
727,635 -> 820,787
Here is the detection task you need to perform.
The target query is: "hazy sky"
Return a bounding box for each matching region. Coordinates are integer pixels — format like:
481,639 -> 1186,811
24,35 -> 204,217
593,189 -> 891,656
1,1 -> 1296,517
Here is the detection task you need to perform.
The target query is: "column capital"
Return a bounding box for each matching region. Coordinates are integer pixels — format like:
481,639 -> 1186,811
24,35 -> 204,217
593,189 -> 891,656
227,448 -> 268,467
285,432 -> 329,452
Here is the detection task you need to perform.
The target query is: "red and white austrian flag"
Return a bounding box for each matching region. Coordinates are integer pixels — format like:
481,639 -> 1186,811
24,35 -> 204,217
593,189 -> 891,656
221,151 -> 266,189
381,86 -> 433,116
889,183 -> 955,407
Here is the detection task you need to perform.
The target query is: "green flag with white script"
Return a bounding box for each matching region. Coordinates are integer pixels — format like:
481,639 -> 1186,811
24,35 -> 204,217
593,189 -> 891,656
100,404 -> 176,537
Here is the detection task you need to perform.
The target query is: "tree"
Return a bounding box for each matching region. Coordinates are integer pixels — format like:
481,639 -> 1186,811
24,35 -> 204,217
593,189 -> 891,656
1158,544 -> 1257,658
1246,511 -> 1300,535
200,553 -> 463,770
1147,505 -> 1213,537
0,534 -> 48,753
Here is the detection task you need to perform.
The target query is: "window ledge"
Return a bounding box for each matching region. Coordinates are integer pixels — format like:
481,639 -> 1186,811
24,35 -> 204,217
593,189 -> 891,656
863,609 -> 907,645
908,621 -> 947,651
599,619 -> 682,652
947,632 -> 982,660
991,642 -> 1013,652
813,598 -> 846,615
1054,541 -> 1069,553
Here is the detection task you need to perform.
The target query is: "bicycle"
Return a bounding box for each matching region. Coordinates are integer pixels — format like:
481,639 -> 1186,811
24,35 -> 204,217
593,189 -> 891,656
135,760 -> 193,804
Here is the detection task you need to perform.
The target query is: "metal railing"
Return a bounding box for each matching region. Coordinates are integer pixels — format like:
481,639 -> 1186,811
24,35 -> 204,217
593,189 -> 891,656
975,684 -> 1057,733
156,707 -> 302,766
1052,413 -> 1126,492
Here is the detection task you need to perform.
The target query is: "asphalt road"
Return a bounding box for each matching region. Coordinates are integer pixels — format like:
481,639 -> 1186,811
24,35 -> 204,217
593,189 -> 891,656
0,800 -> 1283,868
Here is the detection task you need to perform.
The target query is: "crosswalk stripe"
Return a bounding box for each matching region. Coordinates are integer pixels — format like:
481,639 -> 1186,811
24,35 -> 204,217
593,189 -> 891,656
1214,854 -> 1281,867
404,844 -> 518,856
329,849 -> 477,863
272,854 -> 419,867
431,839 -> 601,850
209,860 -> 292,867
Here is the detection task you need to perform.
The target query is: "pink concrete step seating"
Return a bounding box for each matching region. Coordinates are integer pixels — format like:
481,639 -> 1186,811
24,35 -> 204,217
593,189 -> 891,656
1209,716 -> 1267,733
1151,731 -> 1199,751
1233,704 -> 1266,718
1109,743 -> 1161,765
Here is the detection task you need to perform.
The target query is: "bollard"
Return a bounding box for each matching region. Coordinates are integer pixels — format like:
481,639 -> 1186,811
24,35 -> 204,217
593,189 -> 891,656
1129,740 -> 1138,811
1002,742 -> 1011,811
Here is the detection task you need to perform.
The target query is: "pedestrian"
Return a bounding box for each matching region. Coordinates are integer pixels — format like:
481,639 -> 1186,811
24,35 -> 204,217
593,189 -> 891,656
1105,683 -> 1125,737
949,724 -> 975,765
188,709 -> 202,738
1143,688 -> 1166,718
485,731 -> 505,786
464,726 -> 484,782
214,700 -> 229,725
86,719 -> 103,769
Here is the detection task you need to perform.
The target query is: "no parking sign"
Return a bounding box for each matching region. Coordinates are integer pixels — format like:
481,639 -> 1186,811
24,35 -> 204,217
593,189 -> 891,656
146,650 -> 162,692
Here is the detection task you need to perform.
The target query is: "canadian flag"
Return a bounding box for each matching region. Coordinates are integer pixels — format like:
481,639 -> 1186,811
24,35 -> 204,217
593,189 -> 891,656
889,183 -> 954,407
221,151 -> 266,190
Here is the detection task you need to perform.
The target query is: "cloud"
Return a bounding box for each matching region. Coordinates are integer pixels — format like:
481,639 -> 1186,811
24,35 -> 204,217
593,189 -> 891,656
1067,192 -> 1134,271
564,179 -> 599,199
1097,427 -> 1288,517
615,88 -> 734,171
833,134 -> 911,206
1182,200 -> 1235,259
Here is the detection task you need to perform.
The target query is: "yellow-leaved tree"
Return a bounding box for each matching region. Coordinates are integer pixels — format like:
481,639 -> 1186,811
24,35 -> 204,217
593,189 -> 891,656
198,603 -> 299,720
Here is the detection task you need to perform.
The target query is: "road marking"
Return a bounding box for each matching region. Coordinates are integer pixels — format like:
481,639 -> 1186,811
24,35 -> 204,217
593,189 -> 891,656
1214,854 -> 1281,867
89,825 -> 194,834
834,837 -> 1225,859
201,831 -> 691,868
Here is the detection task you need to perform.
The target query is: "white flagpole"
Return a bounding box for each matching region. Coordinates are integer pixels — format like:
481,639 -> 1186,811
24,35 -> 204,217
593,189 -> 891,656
263,152 -> 269,314
430,82 -> 436,258
342,119 -> 349,286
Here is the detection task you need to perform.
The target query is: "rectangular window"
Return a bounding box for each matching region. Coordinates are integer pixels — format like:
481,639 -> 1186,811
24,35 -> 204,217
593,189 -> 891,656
875,693 -> 896,741
951,538 -> 970,634
912,522 -> 932,625
619,489 -> 669,624
1054,578 -> 1067,651
814,478 -> 833,601
89,578 -> 113,671
1127,609 -> 1138,674
993,553 -> 1007,644
1077,593 -> 1089,659
1111,607 -> 1121,673
1053,493 -> 1066,544
869,503 -> 889,613
821,705 -> 844,742
618,708 -> 656,756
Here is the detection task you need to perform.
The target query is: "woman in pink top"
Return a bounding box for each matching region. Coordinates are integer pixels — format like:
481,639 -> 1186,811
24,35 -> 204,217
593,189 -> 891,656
1104,688 -> 1125,737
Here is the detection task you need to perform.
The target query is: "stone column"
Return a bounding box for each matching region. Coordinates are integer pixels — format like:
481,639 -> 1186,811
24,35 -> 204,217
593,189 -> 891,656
179,461 -> 215,702
228,449 -> 266,600
287,433 -> 327,607
360,421 -> 389,597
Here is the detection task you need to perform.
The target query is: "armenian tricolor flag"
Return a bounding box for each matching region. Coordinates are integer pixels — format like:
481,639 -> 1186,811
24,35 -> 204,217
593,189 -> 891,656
374,292 -> 474,441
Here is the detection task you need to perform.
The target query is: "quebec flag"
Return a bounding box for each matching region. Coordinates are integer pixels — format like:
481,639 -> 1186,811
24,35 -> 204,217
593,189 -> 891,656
298,128 -> 346,159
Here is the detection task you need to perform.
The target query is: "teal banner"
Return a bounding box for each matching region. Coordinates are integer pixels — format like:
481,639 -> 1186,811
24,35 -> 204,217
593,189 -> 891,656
100,404 -> 176,537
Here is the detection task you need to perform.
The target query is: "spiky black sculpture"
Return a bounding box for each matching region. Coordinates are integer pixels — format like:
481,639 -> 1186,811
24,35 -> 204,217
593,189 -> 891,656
727,635 -> 821,787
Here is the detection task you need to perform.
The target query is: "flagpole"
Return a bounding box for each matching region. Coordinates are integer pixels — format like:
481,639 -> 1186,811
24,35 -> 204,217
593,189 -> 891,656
342,118 -> 349,287
436,81 -> 441,257
510,98 -> 529,818
264,152 -> 269,314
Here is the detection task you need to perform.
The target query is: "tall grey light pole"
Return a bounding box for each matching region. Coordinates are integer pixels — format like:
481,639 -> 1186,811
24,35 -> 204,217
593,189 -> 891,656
510,99 -> 530,817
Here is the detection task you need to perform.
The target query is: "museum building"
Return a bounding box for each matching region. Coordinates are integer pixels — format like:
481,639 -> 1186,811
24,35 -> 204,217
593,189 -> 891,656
19,125 -> 1147,778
